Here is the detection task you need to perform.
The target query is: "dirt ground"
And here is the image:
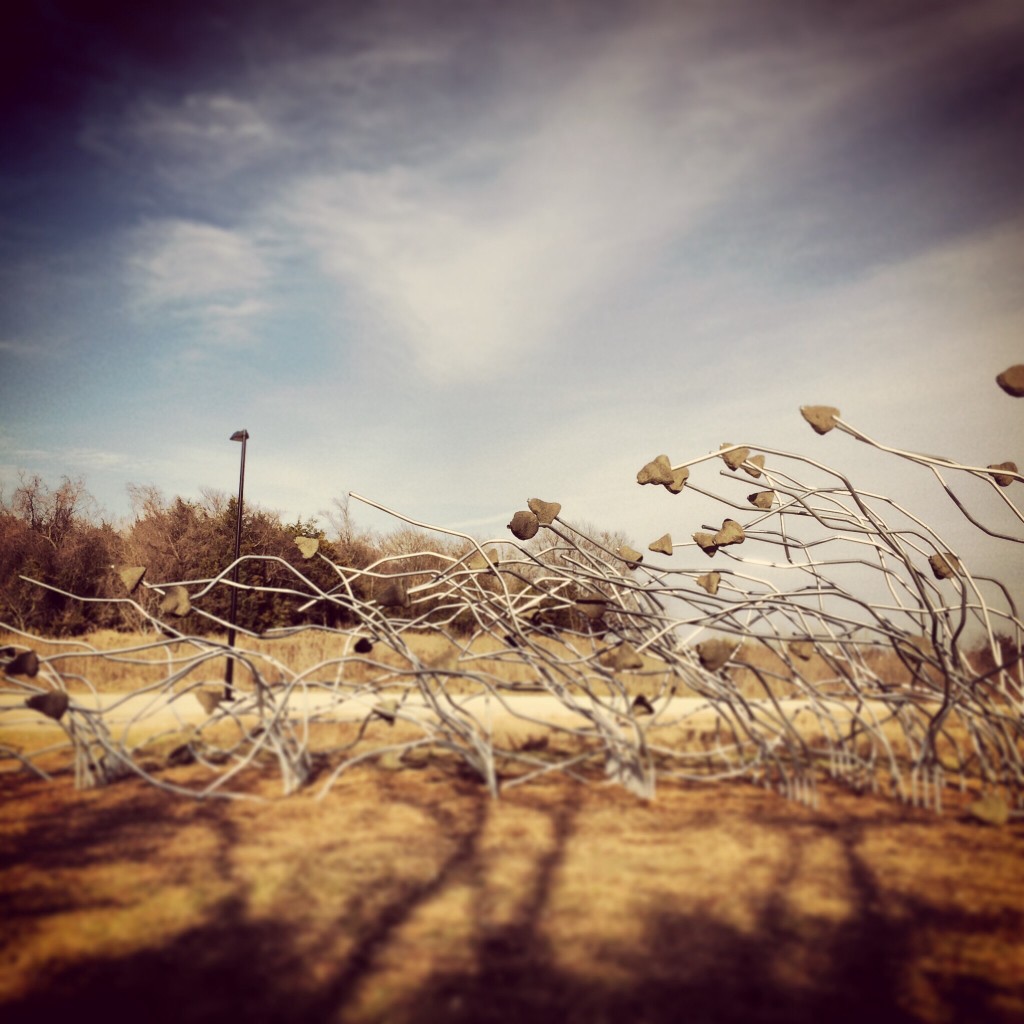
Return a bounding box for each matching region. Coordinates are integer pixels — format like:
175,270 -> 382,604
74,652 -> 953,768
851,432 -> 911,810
2,759 -> 1023,1024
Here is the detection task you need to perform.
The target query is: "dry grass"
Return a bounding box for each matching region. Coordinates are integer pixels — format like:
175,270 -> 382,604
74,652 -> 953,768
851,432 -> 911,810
1,764 -> 1022,1023
4,631 -> 1024,1021
0,627 -> 675,697
1,627 -> 961,701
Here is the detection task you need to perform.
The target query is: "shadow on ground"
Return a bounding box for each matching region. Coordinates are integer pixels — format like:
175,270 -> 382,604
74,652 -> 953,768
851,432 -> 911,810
2,772 -> 1021,1024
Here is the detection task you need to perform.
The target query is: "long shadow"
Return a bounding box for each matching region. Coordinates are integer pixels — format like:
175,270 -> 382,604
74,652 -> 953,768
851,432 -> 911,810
3,795 -> 1020,1024
1,785 -> 491,1024
406,814 -> 1020,1024
299,789 -> 490,1016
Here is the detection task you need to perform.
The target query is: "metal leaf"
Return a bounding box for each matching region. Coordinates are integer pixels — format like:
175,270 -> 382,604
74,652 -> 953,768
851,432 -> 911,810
575,597 -> 607,621
25,691 -> 69,720
115,565 -> 147,593
663,466 -> 689,494
800,405 -> 840,434
968,791 -> 1010,827
294,536 -> 319,559
696,572 -> 720,595
195,688 -> 223,715
743,455 -> 765,478
159,586 -> 191,616
713,519 -> 745,546
6,650 -> 40,677
697,638 -> 740,672
636,454 -> 674,486
376,579 -> 409,608
618,545 -> 644,568
995,365 -> 1024,397
928,553 -> 960,580
601,643 -> 644,671
692,532 -> 719,557
527,498 -> 561,525
720,444 -> 750,470
508,510 -> 540,540
648,533 -> 673,556
632,694 -> 655,716
987,462 -> 1018,487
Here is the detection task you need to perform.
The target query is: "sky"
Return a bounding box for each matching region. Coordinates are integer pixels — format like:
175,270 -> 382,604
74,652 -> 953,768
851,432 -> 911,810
2,0 -> 1023,593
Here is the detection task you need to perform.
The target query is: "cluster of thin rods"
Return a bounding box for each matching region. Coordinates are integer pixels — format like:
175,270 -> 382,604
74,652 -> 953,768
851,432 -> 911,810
2,404 -> 1022,813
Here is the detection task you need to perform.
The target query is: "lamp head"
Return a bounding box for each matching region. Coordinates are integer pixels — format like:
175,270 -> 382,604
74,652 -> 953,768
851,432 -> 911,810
230,430 -> 249,442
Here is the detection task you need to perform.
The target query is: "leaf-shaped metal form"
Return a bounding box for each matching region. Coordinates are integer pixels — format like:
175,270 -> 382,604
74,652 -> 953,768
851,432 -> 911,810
800,405 -> 841,434
575,597 -> 607,621
377,750 -> 405,770
6,650 -> 40,677
696,571 -> 720,595
115,565 -> 147,593
692,532 -> 719,557
713,519 -> 745,546
159,586 -> 191,617
648,533 -> 673,556
636,454 -> 674,486
373,698 -> 399,725
697,638 -> 739,672
928,553 -> 960,580
968,791 -> 1010,826
788,640 -> 815,661
743,455 -> 765,478
996,365 -> 1024,397
720,445 -> 750,470
294,536 -> 319,559
631,694 -> 655,716
25,691 -> 69,720
466,548 -> 499,571
987,462 -> 1018,487
376,579 -> 409,608
195,688 -> 223,715
527,498 -> 561,524
618,545 -> 644,568
601,643 -> 644,671
664,466 -> 689,494
508,510 -> 540,540
747,490 -> 775,510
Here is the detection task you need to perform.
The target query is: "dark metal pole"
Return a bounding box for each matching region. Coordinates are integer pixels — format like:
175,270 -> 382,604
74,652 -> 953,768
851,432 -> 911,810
225,429 -> 248,699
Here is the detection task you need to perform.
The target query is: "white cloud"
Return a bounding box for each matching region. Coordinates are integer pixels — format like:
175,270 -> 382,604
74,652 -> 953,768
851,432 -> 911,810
80,91 -> 285,189
0,339 -> 45,358
129,219 -> 268,305
129,93 -> 275,150
267,9 -> 931,386
125,218 -> 272,347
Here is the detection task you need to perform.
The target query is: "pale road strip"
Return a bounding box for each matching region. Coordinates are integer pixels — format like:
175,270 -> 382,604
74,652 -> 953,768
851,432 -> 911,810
1,690 -> 920,743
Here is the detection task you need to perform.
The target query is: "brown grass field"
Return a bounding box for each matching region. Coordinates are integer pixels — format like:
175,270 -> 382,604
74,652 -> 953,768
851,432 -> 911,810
2,630 -> 1023,1023
0,626 -> 957,699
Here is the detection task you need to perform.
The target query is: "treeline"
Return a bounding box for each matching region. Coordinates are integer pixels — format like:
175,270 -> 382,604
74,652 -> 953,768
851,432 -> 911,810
1,474 -> 635,638
1,475 -> 389,636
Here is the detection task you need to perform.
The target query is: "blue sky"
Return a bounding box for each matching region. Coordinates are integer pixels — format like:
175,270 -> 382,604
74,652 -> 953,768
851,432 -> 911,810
2,0 -> 1023,583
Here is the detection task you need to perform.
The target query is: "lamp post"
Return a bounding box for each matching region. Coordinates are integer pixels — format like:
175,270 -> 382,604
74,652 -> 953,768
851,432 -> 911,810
225,429 -> 249,699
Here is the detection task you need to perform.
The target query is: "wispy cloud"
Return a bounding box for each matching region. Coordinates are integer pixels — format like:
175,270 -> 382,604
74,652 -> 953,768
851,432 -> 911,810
128,218 -> 268,305
80,91 -> 285,191
0,339 -> 47,358
264,3 -> 1024,388
125,218 -> 272,348
270,16 -> 813,383
5,0 -> 1023,546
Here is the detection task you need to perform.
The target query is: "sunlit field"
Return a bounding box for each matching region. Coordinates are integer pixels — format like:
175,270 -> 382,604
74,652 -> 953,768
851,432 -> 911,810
2,758 -> 1023,1024
0,626 -> 966,698
4,391 -> 1024,1021
3,627 -> 1023,1022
